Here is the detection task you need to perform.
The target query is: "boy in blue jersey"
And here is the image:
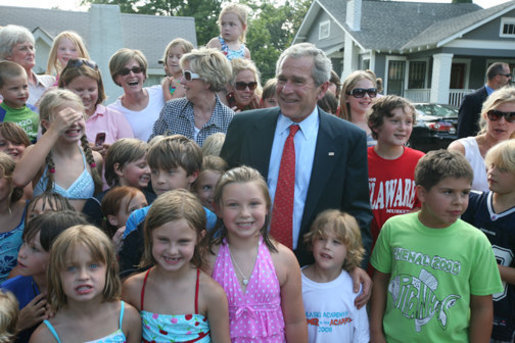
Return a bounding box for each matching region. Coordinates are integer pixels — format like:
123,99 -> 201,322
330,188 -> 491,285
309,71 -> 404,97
462,140 -> 515,343
119,135 -> 216,276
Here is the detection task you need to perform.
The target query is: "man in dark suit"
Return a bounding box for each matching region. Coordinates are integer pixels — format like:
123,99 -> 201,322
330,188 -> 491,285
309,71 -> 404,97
220,43 -> 372,304
457,62 -> 511,138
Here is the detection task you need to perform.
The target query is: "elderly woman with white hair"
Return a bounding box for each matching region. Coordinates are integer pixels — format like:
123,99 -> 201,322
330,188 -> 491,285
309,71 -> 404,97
0,25 -> 55,106
150,48 -> 235,146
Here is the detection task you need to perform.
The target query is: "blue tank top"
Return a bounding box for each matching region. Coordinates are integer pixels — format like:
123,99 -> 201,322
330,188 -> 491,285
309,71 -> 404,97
218,36 -> 246,61
43,301 -> 127,343
0,203 -> 27,282
33,148 -> 95,199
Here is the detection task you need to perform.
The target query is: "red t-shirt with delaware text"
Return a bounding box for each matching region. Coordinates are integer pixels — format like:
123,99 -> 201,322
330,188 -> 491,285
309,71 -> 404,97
368,146 -> 425,245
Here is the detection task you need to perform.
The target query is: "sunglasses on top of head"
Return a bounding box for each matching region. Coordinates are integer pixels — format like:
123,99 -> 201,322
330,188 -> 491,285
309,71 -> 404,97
347,88 -> 377,98
66,58 -> 98,70
118,66 -> 144,76
235,81 -> 258,91
183,70 -> 202,81
487,109 -> 515,123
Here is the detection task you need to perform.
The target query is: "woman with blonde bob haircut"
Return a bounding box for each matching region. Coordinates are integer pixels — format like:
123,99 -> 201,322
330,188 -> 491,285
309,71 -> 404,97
339,70 -> 378,146
107,48 -> 165,142
449,87 -> 515,192
150,48 -> 235,147
226,58 -> 262,111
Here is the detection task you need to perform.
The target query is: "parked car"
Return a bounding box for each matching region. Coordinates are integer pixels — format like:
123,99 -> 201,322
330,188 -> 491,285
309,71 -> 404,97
408,103 -> 459,152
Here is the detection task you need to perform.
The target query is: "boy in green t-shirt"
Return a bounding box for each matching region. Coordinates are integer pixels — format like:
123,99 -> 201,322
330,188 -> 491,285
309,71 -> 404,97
370,150 -> 503,343
0,61 -> 39,142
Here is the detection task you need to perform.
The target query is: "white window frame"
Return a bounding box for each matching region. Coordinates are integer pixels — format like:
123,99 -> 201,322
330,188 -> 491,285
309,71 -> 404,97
407,58 -> 430,89
499,17 -> 515,38
384,55 -> 407,95
319,20 -> 330,40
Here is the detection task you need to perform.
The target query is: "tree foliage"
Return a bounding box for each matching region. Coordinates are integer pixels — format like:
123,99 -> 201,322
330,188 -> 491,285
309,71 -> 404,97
241,0 -> 311,81
82,0 -> 311,81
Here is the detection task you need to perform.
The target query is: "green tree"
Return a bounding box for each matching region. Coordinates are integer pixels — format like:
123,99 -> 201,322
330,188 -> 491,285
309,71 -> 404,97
242,0 -> 311,81
82,0 -> 221,46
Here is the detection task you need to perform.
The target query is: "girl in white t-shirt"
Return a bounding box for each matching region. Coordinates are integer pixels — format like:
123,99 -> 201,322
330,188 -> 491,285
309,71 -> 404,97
302,209 -> 369,343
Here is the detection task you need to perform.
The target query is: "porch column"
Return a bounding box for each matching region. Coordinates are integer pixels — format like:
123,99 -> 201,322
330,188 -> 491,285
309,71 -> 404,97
430,53 -> 453,104
342,32 -> 359,79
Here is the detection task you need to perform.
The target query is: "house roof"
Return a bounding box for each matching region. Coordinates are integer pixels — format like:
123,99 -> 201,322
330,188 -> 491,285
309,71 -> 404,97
403,1 -> 515,50
0,5 -> 197,69
298,0 -> 513,52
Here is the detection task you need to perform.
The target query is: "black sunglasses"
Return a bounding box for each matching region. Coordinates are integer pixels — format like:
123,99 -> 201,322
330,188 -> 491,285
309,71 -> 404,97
66,58 -> 98,70
487,109 -> 515,123
347,88 -> 377,98
499,73 -> 512,78
119,66 -> 144,76
235,81 -> 258,91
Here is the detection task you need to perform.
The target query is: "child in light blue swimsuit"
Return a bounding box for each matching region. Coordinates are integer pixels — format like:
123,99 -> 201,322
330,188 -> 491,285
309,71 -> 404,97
29,225 -> 141,343
13,89 -> 102,212
207,4 -> 251,61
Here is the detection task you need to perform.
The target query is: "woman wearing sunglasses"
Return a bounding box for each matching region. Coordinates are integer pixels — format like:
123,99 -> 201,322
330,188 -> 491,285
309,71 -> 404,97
448,87 -> 515,192
59,58 -> 134,156
150,48 -> 234,147
226,58 -> 262,112
107,48 -> 165,142
339,70 -> 378,147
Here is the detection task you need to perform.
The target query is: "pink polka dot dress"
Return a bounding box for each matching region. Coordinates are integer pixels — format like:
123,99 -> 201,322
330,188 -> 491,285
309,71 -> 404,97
212,237 -> 285,342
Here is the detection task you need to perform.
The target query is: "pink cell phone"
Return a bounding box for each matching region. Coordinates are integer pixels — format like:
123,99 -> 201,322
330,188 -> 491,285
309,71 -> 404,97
95,132 -> 106,146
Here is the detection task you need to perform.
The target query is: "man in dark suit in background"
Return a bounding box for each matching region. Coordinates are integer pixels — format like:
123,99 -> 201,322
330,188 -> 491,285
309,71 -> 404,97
457,62 -> 511,138
221,43 -> 372,306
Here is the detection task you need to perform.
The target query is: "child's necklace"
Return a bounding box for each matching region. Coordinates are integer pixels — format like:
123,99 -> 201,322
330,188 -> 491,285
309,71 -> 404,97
228,246 -> 250,286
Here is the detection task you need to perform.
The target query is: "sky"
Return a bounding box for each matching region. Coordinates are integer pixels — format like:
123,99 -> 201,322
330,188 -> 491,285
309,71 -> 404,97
0,0 -> 511,11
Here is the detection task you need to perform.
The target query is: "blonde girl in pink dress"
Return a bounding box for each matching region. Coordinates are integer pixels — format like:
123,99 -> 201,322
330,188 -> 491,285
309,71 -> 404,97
205,166 -> 307,343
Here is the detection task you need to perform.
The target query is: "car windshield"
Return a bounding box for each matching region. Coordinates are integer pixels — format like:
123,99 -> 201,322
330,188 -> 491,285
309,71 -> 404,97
415,104 -> 458,118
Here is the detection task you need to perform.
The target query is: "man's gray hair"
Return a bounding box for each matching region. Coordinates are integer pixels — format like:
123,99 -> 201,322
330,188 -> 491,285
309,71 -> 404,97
275,43 -> 332,86
0,25 -> 35,60
487,62 -> 509,81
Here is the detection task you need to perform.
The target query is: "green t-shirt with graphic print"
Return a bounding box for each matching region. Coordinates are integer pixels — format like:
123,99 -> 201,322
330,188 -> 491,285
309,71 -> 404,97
371,212 -> 502,343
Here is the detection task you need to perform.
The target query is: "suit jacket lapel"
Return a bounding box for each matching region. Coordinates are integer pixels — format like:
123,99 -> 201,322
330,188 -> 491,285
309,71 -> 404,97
301,110 -> 338,230
249,109 -> 279,179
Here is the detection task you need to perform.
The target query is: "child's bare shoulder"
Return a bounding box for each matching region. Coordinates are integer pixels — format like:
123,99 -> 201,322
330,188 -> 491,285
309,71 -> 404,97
121,271 -> 146,308
29,322 -> 54,343
207,37 -> 222,49
199,270 -> 225,299
122,300 -> 141,328
270,242 -> 300,284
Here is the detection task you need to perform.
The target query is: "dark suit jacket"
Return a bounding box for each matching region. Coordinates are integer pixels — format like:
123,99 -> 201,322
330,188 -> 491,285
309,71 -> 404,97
457,86 -> 488,138
220,107 -> 373,267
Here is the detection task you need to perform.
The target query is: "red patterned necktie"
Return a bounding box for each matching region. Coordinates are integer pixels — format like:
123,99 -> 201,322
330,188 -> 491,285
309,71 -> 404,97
270,124 -> 300,249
